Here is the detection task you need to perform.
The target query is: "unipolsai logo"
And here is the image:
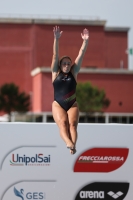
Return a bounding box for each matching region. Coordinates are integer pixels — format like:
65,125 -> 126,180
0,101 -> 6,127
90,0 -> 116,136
75,182 -> 129,200
10,153 -> 51,166
14,187 -> 45,199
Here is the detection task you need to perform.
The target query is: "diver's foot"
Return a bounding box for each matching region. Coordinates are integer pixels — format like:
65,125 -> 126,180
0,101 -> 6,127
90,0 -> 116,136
67,145 -> 74,149
66,142 -> 74,150
70,147 -> 76,155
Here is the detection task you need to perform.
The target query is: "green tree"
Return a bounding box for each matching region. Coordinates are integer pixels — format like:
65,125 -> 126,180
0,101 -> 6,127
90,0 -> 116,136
76,82 -> 110,122
0,83 -> 30,122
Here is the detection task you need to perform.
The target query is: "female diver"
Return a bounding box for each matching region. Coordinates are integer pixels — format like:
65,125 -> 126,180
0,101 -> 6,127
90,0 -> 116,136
51,26 -> 89,154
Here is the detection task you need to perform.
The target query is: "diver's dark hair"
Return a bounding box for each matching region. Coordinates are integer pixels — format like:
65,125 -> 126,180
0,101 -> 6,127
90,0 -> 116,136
59,56 -> 72,66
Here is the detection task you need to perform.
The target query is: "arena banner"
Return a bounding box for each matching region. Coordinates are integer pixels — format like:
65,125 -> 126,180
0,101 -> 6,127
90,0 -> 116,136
0,123 -> 133,200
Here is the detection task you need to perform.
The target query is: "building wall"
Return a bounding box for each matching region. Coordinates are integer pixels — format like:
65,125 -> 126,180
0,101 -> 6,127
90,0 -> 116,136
34,25 -> 106,69
78,73 -> 133,113
0,23 -> 34,94
34,25 -> 128,69
105,31 -> 128,69
42,73 -> 53,111
32,73 -> 43,112
32,72 -> 133,113
32,72 -> 53,112
0,23 -> 128,93
0,21 -> 129,114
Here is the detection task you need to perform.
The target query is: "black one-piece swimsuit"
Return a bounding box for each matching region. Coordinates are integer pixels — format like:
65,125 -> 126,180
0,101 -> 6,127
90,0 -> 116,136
53,71 -> 77,111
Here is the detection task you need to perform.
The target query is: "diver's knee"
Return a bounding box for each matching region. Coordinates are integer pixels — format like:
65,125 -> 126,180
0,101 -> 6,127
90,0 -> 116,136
69,122 -> 77,131
59,120 -> 68,129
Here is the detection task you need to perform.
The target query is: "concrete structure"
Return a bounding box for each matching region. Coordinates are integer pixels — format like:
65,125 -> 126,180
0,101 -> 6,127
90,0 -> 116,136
0,18 -> 133,123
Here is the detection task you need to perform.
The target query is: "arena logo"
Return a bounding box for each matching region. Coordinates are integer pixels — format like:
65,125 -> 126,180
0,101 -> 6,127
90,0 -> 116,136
73,148 -> 129,172
14,187 -> 45,199
10,154 -> 50,166
75,182 -> 129,200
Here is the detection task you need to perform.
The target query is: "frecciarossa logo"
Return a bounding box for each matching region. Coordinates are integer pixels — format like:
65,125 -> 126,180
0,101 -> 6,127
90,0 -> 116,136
74,148 -> 129,172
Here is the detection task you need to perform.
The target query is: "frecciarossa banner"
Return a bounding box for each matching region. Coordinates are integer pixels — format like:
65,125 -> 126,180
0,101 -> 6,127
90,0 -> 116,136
73,148 -> 129,172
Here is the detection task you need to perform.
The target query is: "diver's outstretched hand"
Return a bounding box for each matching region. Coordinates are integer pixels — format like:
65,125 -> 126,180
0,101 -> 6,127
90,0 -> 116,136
81,28 -> 89,41
53,26 -> 63,39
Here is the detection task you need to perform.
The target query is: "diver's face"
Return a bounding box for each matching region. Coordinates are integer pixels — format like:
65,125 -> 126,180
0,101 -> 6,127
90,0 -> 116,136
60,58 -> 72,73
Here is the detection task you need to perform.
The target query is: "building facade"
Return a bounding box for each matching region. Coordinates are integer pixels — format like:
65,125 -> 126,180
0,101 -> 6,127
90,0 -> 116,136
0,18 -> 133,123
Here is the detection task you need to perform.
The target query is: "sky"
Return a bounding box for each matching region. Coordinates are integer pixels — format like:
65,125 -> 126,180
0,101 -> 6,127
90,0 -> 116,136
0,0 -> 133,69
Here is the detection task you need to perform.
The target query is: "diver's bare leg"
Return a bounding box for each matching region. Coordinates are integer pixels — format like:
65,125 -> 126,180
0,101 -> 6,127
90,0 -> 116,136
52,101 -> 74,148
67,102 -> 79,154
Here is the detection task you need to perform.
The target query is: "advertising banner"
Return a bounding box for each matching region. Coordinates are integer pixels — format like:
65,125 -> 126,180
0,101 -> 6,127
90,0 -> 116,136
0,123 -> 133,200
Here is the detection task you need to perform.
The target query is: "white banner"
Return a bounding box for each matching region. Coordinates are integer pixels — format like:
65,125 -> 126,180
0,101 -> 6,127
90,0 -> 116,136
0,123 -> 133,200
